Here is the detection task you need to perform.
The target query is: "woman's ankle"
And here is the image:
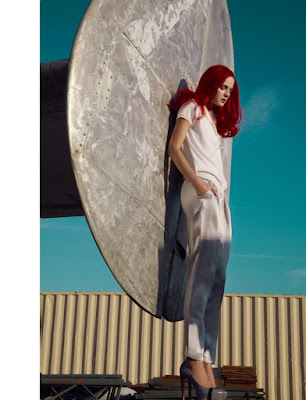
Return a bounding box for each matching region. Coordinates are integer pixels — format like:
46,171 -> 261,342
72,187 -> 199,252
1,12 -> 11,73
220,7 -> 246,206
203,362 -> 216,388
186,358 -> 210,387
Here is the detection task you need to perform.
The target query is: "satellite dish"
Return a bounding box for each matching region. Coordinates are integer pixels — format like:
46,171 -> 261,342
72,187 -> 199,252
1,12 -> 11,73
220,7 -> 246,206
67,0 -> 234,320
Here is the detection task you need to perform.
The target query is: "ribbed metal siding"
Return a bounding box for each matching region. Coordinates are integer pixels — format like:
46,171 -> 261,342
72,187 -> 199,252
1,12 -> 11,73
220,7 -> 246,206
40,292 -> 306,400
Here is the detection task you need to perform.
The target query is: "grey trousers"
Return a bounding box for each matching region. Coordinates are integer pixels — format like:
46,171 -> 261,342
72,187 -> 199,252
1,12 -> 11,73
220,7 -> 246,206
181,177 -> 232,364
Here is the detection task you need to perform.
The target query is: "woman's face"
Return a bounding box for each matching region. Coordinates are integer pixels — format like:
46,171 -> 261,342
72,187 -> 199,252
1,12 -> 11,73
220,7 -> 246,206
211,76 -> 235,107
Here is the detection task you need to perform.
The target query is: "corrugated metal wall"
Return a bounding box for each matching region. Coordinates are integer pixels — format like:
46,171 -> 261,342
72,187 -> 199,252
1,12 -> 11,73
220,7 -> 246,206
40,292 -> 306,400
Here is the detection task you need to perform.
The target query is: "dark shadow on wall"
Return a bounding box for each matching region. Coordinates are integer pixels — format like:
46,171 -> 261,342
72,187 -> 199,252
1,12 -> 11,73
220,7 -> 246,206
156,79 -> 189,322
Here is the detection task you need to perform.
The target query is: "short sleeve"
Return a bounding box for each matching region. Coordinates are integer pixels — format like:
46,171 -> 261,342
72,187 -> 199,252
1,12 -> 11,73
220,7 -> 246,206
176,101 -> 197,125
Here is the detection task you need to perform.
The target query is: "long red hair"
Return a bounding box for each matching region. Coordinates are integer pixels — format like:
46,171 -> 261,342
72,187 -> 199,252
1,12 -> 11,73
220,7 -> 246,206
168,65 -> 242,137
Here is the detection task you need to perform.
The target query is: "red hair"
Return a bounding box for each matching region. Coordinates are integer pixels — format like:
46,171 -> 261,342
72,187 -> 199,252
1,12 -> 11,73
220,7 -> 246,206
168,65 -> 242,137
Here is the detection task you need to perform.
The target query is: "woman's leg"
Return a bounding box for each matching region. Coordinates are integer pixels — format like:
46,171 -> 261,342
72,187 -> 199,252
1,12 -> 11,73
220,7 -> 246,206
181,180 -> 224,386
201,197 -> 231,388
203,198 -> 232,365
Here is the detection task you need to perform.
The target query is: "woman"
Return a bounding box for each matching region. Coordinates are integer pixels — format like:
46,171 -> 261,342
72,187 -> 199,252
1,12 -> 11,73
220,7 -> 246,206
168,65 -> 242,400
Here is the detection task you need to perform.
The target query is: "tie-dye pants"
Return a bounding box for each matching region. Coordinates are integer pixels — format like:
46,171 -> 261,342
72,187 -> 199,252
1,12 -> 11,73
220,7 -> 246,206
181,177 -> 232,364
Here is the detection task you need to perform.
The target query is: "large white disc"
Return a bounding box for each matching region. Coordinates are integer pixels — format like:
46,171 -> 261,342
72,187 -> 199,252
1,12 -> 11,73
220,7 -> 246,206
67,0 -> 234,320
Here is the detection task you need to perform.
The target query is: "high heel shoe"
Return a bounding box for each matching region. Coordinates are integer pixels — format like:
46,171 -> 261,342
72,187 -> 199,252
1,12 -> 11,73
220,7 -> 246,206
180,361 -> 227,400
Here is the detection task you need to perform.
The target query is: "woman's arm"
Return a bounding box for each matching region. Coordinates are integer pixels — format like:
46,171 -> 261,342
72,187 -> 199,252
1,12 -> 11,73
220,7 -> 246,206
168,118 -> 218,196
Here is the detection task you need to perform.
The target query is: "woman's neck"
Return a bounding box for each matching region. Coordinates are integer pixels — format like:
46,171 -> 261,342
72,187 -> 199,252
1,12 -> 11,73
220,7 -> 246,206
205,101 -> 214,111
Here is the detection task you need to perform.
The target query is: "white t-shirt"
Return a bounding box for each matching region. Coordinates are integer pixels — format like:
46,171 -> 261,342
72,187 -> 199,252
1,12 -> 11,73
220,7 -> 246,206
177,100 -> 227,192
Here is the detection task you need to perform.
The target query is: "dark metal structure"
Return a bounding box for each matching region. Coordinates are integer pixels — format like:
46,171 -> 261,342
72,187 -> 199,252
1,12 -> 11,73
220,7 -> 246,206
40,374 -> 132,400
40,60 -> 84,218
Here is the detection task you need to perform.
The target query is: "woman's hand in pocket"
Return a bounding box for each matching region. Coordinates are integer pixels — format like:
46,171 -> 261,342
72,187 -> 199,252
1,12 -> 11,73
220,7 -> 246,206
194,178 -> 218,197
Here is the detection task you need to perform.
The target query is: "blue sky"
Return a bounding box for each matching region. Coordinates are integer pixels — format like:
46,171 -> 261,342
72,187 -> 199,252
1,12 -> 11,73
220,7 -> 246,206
40,0 -> 306,295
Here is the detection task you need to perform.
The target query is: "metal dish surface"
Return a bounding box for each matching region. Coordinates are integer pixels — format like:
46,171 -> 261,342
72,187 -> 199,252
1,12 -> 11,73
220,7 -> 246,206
67,0 -> 234,320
